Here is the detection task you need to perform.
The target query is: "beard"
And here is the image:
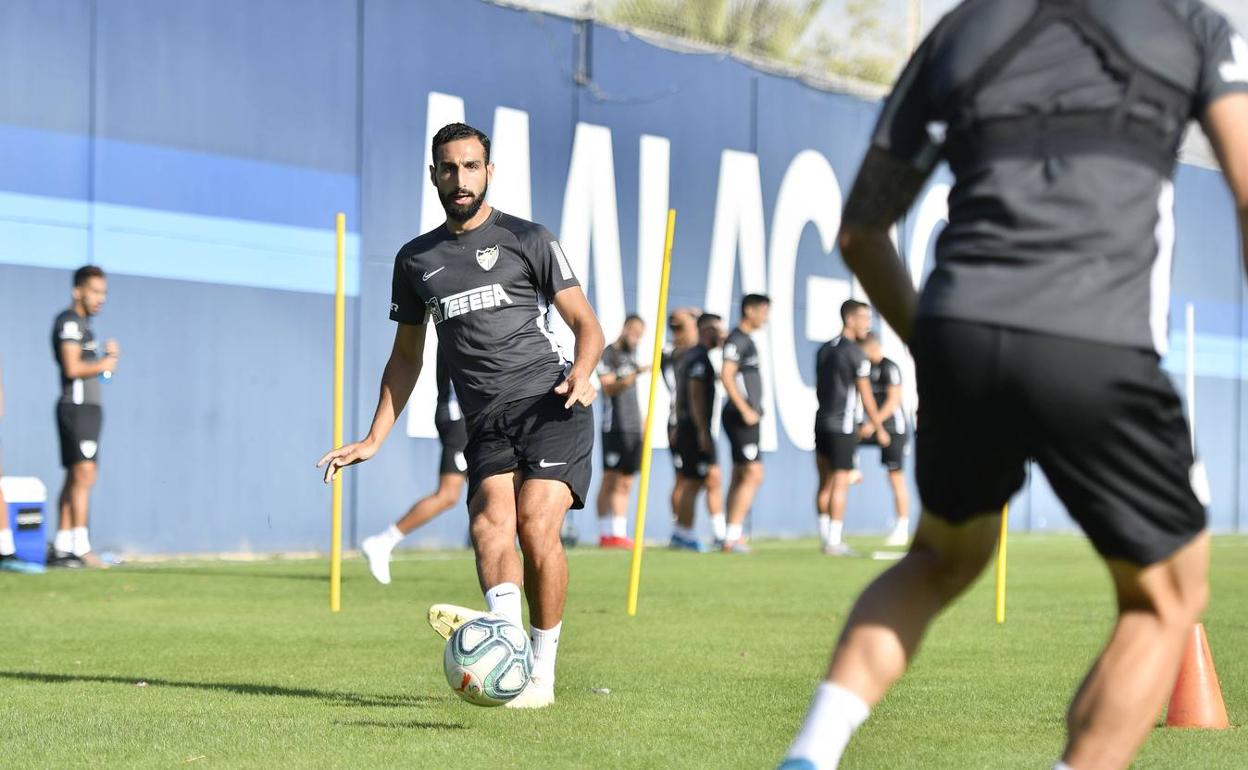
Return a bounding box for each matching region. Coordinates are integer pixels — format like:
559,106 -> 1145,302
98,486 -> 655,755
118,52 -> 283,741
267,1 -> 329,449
439,182 -> 488,223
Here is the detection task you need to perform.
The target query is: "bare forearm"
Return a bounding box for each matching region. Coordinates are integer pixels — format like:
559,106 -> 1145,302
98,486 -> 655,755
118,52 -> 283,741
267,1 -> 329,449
570,319 -> 605,380
65,360 -> 111,379
842,231 -> 919,342
721,368 -> 749,413
365,355 -> 422,445
857,381 -> 888,432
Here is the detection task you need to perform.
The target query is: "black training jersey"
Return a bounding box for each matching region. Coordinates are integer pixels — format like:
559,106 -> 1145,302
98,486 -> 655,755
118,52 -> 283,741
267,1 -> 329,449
675,345 -> 716,428
875,0 -> 1248,351
434,351 -> 463,424
816,336 -> 870,435
870,357 -> 906,434
598,341 -> 642,435
52,309 -> 101,406
390,209 -> 580,420
722,327 -> 763,414
661,346 -> 683,427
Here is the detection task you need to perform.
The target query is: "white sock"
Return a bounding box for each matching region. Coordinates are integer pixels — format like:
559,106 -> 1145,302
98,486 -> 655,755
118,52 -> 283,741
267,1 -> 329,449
818,514 -> 831,545
674,525 -> 696,541
611,516 -> 628,538
530,622 -> 562,683
827,520 -> 844,547
484,582 -> 523,627
375,523 -> 404,549
0,528 -> 14,556
54,529 -> 74,554
598,517 -> 614,539
726,523 -> 743,542
1054,763 -> 1076,770
785,682 -> 871,769
710,513 -> 727,541
72,526 -> 92,557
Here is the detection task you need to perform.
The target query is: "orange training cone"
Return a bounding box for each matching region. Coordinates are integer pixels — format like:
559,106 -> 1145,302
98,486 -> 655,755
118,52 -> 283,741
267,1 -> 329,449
1166,623 -> 1230,729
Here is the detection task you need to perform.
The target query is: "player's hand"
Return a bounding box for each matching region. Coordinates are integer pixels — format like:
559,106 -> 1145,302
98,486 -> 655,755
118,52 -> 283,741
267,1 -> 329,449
859,423 -> 875,440
742,407 -> 761,427
554,371 -> 596,409
637,364 -> 651,375
105,339 -> 120,358
316,439 -> 379,484
100,355 -> 118,373
877,429 -> 892,448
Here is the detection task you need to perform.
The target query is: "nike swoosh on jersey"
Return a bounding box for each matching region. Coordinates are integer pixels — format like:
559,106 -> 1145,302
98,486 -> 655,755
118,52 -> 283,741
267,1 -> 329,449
422,266 -> 446,281
538,460 -> 567,468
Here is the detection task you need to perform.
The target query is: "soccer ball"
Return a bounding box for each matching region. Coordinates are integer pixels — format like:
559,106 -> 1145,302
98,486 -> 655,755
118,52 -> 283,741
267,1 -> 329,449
443,615 -> 532,706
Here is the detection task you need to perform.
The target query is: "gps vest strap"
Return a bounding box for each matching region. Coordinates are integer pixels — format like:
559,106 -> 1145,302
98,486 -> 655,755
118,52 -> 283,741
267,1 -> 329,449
943,0 -> 1192,175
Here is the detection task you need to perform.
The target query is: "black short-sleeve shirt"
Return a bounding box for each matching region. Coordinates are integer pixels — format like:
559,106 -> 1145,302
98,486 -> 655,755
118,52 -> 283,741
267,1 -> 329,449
722,327 -> 763,414
390,209 -> 580,420
815,336 -> 870,435
675,345 -> 716,429
52,309 -> 101,406
873,0 -> 1248,352
597,342 -> 642,435
869,357 -> 906,434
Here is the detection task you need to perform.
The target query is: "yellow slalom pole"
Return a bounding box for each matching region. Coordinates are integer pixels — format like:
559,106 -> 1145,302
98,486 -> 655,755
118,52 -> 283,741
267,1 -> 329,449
330,212 -> 346,613
626,209 -> 676,616
994,504 -> 1009,624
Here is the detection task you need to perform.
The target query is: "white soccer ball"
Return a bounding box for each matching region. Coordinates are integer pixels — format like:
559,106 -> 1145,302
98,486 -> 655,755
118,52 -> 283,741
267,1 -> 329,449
443,615 -> 532,707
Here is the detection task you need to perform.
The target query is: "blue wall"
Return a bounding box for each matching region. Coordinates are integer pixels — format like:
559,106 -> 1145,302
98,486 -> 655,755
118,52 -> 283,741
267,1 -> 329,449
0,0 -> 1242,554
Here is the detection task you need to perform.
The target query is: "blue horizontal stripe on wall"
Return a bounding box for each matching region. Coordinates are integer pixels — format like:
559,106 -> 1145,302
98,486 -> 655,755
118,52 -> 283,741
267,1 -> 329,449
0,190 -> 360,296
0,122 -> 359,230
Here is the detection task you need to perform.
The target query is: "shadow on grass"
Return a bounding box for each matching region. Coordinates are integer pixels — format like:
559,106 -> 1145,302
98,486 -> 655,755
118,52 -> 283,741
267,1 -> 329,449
122,567 -> 337,583
334,718 -> 466,730
0,671 -> 435,707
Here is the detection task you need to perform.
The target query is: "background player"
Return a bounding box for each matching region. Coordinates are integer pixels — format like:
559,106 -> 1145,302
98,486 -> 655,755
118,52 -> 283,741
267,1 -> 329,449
858,334 -> 910,547
662,307 -> 705,521
594,314 -> 648,549
360,352 -> 467,584
670,313 -> 724,551
813,300 -> 890,556
50,266 -> 119,569
780,3 -> 1248,768
318,122 -> 603,710
719,293 -> 770,553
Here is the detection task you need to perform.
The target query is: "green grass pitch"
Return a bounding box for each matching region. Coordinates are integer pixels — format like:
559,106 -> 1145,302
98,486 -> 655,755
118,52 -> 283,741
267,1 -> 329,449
1,535 -> 1244,768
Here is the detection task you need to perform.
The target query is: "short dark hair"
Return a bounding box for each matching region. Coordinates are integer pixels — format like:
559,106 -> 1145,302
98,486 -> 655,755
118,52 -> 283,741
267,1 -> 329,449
741,293 -> 770,315
431,122 -> 491,164
840,299 -> 868,322
697,312 -> 722,328
624,313 -> 644,326
73,265 -> 105,287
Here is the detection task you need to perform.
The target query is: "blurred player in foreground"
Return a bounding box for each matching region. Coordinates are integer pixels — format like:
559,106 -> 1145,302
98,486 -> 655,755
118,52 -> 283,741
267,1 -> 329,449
319,122 -> 603,709
780,2 -> 1248,768
50,266 -> 119,569
359,352 -> 466,584
594,314 -> 648,549
857,334 -> 910,547
719,293 -> 770,553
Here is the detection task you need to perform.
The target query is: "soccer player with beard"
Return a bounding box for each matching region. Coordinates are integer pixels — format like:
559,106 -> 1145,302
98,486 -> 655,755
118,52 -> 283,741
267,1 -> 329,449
594,314 -> 648,549
718,293 -> 770,553
319,122 -> 604,709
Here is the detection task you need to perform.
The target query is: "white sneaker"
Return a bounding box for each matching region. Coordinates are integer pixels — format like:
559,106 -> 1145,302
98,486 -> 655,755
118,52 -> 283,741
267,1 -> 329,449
822,542 -> 858,557
505,675 -> 555,709
884,519 -> 910,547
360,535 -> 393,585
427,603 -> 488,641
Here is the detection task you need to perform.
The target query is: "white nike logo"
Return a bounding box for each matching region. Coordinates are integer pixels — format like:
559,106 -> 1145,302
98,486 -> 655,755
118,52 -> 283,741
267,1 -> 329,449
538,459 -> 567,468
422,266 -> 446,281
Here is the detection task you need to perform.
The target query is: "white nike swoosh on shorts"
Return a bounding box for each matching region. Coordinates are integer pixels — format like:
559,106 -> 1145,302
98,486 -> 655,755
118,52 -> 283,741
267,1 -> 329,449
538,460 -> 567,468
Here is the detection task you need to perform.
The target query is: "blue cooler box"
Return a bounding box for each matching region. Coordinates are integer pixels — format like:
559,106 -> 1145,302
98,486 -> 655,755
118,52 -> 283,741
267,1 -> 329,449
2,477 -> 47,564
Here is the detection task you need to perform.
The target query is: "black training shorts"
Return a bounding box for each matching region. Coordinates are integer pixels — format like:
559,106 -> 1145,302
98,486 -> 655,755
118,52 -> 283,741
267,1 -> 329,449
815,429 -> 858,472
465,391 -> 594,509
912,319 -> 1206,566
722,409 -> 762,465
602,431 -> 642,475
436,415 -> 468,476
56,403 -> 102,468
861,429 -> 908,472
673,420 -> 717,481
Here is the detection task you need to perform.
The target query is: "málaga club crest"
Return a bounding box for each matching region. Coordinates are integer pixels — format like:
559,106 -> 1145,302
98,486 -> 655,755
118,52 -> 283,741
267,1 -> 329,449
476,245 -> 499,271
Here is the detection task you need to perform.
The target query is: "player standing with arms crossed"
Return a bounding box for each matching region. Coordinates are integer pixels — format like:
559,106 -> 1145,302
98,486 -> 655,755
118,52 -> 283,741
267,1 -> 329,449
50,266 -> 118,569
319,123 -> 604,709
359,351 -> 467,584
595,314 -> 648,549
718,293 -> 770,553
779,2 -> 1248,768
